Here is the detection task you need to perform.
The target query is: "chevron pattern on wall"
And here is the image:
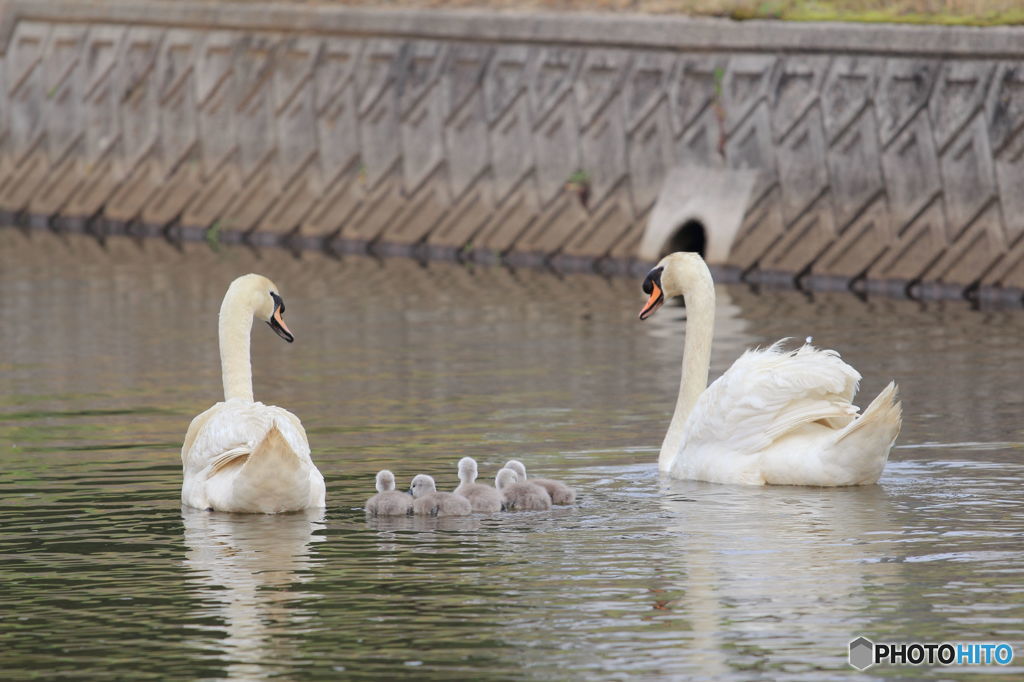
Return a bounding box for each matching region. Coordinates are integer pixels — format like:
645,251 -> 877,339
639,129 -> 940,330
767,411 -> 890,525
0,12 -> 1022,297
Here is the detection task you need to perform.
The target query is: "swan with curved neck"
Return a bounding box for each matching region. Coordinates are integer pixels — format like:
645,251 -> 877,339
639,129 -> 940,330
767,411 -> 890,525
181,274 -> 326,513
639,252 -> 901,486
219,274 -> 294,402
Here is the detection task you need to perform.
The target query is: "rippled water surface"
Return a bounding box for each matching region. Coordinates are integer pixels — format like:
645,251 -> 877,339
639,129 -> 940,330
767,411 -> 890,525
2,228 -> 1023,680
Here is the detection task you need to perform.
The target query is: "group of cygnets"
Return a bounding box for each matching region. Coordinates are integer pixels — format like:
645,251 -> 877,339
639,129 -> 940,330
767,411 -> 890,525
366,457 -> 576,517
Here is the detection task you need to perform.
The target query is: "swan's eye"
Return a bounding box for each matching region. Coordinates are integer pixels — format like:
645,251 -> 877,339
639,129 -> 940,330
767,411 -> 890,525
642,267 -> 664,295
270,291 -> 285,314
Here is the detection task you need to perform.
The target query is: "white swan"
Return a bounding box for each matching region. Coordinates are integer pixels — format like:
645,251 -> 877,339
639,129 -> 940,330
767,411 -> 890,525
181,274 -> 326,513
638,252 -> 902,486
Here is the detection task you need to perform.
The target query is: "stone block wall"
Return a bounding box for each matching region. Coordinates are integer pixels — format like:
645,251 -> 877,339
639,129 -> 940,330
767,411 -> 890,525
1,1 -> 1023,298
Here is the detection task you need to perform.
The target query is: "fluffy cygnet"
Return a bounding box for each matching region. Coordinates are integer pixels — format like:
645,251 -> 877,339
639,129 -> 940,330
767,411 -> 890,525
408,474 -> 472,517
505,459 -> 575,505
365,470 -> 413,516
495,468 -> 551,511
453,457 -> 503,513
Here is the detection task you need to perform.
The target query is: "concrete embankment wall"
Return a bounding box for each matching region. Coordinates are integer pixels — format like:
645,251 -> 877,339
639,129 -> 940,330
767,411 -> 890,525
1,1 -> 1024,299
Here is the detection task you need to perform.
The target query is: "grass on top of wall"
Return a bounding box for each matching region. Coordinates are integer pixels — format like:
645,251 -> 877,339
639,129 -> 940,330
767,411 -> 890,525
213,0 -> 1024,26
725,0 -> 1024,25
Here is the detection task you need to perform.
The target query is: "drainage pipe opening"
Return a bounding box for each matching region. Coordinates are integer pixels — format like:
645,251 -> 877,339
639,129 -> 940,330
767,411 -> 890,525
664,219 -> 707,258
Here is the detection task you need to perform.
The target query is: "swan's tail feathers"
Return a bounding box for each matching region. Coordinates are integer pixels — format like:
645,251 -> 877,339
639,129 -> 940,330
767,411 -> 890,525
224,425 -> 311,513
832,381 -> 902,485
839,381 -> 902,442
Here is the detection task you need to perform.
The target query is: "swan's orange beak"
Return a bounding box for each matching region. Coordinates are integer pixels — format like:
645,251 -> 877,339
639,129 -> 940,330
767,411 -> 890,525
270,306 -> 293,342
639,266 -> 665,320
639,283 -> 663,320
267,292 -> 294,343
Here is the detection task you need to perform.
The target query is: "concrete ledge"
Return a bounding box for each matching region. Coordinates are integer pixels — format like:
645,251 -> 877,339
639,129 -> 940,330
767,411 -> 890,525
3,1 -> 1024,58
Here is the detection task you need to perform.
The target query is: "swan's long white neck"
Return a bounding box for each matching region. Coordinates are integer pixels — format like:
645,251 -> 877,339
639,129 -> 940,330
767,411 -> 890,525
659,261 -> 715,472
219,287 -> 255,403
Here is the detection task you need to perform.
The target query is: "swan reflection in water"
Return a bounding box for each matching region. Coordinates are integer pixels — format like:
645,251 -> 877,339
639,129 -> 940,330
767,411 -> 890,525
182,507 -> 326,679
657,480 -> 901,675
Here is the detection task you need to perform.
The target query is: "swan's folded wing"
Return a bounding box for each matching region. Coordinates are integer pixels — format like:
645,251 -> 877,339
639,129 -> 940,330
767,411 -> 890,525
686,342 -> 862,454
182,403 -> 223,469
185,401 -> 274,474
275,408 -> 312,460
208,446 -> 252,476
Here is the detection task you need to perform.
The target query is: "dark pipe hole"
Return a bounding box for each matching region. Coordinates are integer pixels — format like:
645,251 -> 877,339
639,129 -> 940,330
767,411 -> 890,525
664,219 -> 706,258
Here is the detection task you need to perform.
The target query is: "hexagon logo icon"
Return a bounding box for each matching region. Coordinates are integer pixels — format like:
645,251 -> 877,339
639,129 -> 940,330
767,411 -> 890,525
849,636 -> 875,670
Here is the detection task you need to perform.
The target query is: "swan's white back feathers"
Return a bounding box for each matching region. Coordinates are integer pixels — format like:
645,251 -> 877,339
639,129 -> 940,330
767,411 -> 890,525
685,342 -> 860,454
181,399 -> 324,512
184,399 -> 311,469
672,341 -> 897,486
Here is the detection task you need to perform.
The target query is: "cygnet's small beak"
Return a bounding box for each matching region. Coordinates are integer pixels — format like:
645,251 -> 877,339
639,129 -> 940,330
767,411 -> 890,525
267,292 -> 294,343
639,267 -> 665,321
